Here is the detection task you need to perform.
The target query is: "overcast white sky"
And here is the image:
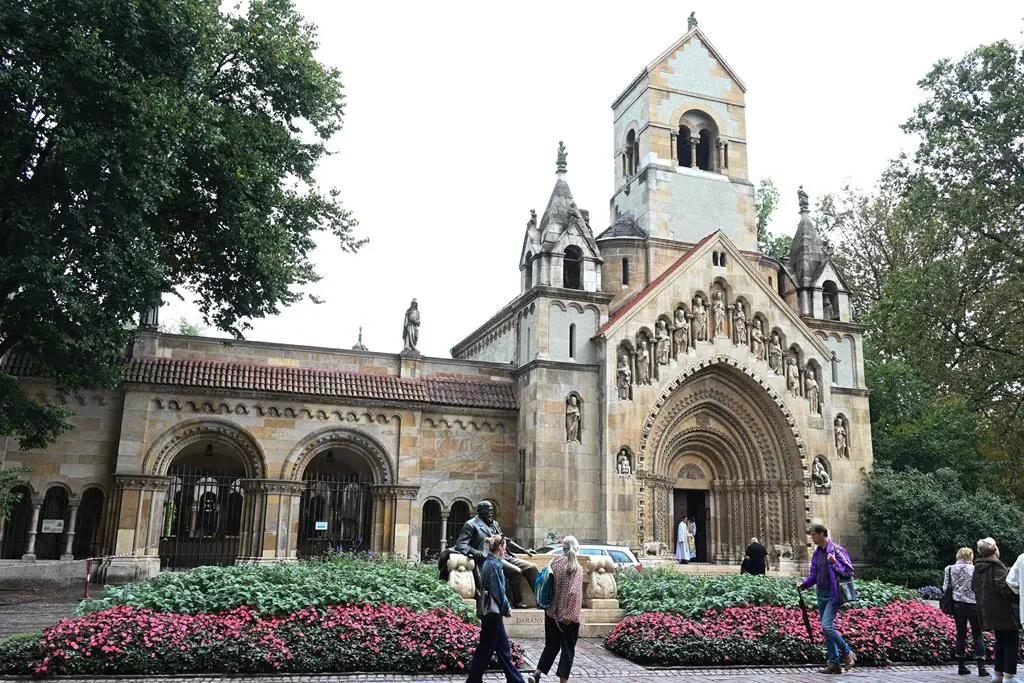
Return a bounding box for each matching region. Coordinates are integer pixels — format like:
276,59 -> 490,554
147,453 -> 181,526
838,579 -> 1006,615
162,1 -> 1024,359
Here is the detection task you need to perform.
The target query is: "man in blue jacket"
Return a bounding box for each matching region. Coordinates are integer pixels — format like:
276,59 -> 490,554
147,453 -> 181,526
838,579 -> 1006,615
797,523 -> 856,674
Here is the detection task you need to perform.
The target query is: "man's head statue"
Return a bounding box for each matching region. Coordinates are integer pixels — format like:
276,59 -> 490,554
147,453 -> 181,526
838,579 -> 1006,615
476,500 -> 495,523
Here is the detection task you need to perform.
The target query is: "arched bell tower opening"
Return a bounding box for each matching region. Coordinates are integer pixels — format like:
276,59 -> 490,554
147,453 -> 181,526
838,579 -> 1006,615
636,357 -> 810,565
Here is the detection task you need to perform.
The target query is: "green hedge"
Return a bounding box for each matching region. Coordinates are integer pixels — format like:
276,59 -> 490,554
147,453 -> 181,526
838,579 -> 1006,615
617,570 -> 916,616
77,554 -> 472,619
856,566 -> 941,589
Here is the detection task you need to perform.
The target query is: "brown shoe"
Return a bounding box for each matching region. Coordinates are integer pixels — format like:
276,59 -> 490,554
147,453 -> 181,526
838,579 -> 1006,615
819,665 -> 843,674
843,650 -> 856,671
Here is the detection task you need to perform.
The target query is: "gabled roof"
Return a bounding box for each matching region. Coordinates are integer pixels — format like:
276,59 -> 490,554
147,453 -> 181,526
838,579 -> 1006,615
788,209 -> 829,288
613,26 -> 747,107
595,231 -> 833,358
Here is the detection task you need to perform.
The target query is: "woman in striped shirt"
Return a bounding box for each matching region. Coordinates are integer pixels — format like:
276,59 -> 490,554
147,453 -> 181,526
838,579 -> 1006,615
530,536 -> 584,683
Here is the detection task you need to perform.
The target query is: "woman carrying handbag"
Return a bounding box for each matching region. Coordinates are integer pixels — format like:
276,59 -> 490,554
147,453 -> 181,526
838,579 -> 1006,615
944,547 -> 988,676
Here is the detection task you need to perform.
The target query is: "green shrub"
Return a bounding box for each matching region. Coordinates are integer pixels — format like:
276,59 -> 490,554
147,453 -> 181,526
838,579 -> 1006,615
857,566 -> 941,589
0,633 -> 41,675
617,569 -> 915,616
77,554 -> 472,619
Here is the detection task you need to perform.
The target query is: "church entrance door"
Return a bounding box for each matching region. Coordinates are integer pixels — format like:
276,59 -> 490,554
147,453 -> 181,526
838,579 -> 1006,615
673,489 -> 708,563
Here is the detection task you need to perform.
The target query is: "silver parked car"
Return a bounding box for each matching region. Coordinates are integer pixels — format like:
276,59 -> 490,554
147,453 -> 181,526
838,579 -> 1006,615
535,543 -> 642,570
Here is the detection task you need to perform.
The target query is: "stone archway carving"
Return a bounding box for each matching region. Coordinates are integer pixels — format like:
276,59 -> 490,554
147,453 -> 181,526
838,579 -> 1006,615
282,427 -> 396,484
143,418 -> 268,478
634,355 -> 811,562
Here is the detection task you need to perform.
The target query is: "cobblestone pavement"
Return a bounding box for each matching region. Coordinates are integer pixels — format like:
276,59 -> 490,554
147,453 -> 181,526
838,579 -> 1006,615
0,600 -> 978,682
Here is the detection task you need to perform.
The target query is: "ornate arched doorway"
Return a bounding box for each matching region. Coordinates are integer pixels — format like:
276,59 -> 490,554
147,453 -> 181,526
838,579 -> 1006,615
637,357 -> 810,564
297,446 -> 376,557
159,441 -> 248,569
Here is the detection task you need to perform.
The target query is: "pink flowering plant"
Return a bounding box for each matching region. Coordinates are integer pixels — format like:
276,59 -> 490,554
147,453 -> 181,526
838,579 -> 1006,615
605,602 -> 1024,667
0,604 -> 524,676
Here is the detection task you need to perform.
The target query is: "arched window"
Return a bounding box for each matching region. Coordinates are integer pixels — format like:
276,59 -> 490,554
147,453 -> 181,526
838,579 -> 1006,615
1,485 -> 32,559
569,323 -> 576,359
678,125 -> 692,167
698,129 -> 714,171
719,252 -> 726,267
73,487 -> 106,559
524,252 -> 533,290
563,246 -> 582,290
446,501 -> 472,550
421,500 -> 442,561
822,281 -> 840,320
712,252 -> 719,267
624,130 -> 638,176
621,257 -> 629,285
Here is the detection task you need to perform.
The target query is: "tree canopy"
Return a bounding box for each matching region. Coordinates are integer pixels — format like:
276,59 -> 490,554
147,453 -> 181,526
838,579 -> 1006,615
0,0 -> 362,449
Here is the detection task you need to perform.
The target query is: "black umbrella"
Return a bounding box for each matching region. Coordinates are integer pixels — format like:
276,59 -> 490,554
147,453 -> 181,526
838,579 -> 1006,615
796,589 -> 815,642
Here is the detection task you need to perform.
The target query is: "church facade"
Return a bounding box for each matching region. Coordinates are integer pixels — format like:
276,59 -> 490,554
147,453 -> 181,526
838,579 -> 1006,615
0,24 -> 870,579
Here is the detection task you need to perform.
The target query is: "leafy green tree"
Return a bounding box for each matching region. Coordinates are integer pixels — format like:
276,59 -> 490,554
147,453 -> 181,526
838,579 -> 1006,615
753,178 -> 791,261
0,465 -> 30,521
0,0 -> 362,450
160,318 -> 205,337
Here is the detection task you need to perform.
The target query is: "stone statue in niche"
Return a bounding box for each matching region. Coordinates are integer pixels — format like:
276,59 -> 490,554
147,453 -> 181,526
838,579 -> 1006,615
786,356 -> 800,396
673,307 -> 690,355
616,353 -> 632,400
655,319 -> 671,365
565,395 -> 581,443
805,368 -> 820,414
823,295 -> 834,321
732,303 -> 747,345
402,298 -> 420,354
812,456 -> 832,489
636,339 -> 651,385
693,295 -> 708,342
617,448 -> 632,476
768,333 -> 783,374
751,319 -> 766,361
834,416 -> 849,458
712,290 -> 726,337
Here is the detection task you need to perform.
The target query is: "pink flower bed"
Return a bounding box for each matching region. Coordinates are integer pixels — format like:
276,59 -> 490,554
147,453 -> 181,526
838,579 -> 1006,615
606,601 -> 1024,666
0,604 -> 525,676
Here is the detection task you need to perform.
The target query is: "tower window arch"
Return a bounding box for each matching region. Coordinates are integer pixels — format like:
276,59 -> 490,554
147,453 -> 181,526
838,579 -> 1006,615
622,257 -> 630,285
524,252 -> 533,290
563,245 -> 583,290
569,323 -> 576,359
698,129 -> 715,171
624,130 -> 638,176
822,280 -> 840,320
678,125 -> 692,168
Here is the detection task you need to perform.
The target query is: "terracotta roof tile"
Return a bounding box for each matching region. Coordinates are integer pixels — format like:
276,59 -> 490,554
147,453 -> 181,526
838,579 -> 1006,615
2,354 -> 517,411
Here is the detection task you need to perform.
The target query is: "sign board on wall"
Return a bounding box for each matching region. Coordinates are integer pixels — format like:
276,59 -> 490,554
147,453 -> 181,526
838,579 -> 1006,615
314,521 -> 328,531
41,519 -> 64,534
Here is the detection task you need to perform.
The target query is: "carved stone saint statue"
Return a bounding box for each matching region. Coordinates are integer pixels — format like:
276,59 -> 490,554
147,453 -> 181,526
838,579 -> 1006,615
823,295 -> 834,321
834,416 -> 849,458
527,209 -> 537,229
712,290 -> 726,337
687,11 -> 698,29
565,395 -> 581,443
732,303 -> 747,345
812,457 -> 832,489
786,357 -> 800,396
617,449 -> 632,476
805,368 -> 820,414
768,333 -> 783,374
673,307 -> 690,355
655,319 -> 671,365
751,319 -> 766,361
402,299 -> 420,353
617,353 -> 632,400
636,340 -> 651,385
798,185 -> 810,213
693,296 -> 708,342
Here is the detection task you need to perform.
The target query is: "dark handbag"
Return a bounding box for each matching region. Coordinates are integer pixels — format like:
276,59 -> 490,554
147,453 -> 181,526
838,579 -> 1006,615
939,566 -> 955,615
838,575 -> 859,604
475,564 -> 493,619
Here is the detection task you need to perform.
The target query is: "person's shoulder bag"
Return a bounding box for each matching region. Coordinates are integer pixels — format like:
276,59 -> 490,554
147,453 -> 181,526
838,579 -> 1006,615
475,562 -> 494,619
834,545 -> 859,605
939,566 -> 956,615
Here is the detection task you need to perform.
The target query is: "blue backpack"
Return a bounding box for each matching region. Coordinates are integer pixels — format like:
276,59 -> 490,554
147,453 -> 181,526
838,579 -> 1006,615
535,565 -> 554,609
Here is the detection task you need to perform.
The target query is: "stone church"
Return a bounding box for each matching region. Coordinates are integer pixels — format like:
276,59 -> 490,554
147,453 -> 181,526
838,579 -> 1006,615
0,22 -> 870,579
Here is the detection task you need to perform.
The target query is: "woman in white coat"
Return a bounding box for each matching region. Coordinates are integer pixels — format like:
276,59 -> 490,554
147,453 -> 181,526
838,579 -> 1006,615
1008,551 -> 1024,630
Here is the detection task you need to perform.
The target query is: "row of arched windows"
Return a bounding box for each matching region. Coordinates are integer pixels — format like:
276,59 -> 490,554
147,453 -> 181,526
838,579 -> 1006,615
0,485 -> 105,560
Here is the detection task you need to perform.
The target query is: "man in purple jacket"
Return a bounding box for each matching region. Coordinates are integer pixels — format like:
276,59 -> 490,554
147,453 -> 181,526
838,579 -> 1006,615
797,523 -> 856,674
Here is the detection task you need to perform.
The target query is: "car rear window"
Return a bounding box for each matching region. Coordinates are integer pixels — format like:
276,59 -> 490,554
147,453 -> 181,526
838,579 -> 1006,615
608,550 -> 633,563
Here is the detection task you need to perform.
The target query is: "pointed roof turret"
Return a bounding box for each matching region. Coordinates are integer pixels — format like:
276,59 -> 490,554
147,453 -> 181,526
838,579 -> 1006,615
787,186 -> 829,287
351,326 -> 368,351
537,142 -> 598,252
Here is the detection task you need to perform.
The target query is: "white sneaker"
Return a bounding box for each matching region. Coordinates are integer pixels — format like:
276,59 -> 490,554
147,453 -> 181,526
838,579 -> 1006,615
992,673 -> 1004,683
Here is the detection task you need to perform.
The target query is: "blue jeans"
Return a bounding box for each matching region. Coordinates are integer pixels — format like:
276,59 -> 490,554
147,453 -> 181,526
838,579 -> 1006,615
816,587 -> 851,666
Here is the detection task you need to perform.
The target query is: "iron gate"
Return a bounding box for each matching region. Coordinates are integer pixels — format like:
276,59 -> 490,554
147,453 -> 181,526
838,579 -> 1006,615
159,468 -> 243,569
297,473 -> 371,558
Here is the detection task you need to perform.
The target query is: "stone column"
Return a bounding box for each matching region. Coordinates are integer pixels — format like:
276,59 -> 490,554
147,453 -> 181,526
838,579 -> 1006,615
689,135 -> 699,168
255,480 -> 305,561
391,486 -> 419,559
21,496 -> 43,560
371,486 -> 394,554
670,131 -> 678,164
235,479 -> 267,562
60,497 -> 81,560
715,139 -> 724,172
440,512 -> 449,550
106,475 -> 169,581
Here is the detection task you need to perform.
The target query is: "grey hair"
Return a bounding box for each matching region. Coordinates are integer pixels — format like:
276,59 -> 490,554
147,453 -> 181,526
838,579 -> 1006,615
976,537 -> 999,558
562,535 -> 581,573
